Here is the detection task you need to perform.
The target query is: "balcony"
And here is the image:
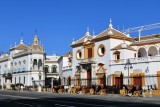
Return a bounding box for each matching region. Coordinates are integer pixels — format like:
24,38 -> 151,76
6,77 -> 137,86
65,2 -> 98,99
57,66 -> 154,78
79,58 -> 96,64
110,56 -> 160,65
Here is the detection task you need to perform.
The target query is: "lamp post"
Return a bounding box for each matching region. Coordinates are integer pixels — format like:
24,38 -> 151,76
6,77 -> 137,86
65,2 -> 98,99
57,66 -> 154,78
78,65 -> 82,86
38,72 -> 42,92
38,72 -> 42,86
31,77 -> 35,91
124,59 -> 133,85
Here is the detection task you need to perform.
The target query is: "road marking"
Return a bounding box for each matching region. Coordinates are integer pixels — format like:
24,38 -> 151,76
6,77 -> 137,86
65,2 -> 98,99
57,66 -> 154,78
42,99 -> 106,107
0,99 -> 34,106
55,104 -> 75,107
0,94 -> 37,99
15,102 -> 34,106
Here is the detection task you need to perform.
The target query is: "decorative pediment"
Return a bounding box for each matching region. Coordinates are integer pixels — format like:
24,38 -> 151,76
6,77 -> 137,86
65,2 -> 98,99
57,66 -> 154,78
97,65 -> 107,74
83,39 -> 93,46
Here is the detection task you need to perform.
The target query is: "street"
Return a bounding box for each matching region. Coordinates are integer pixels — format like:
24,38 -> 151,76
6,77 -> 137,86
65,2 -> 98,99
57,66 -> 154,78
0,90 -> 160,107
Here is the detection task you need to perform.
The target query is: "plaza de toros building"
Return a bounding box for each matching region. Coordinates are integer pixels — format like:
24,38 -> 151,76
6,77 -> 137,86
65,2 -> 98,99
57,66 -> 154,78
71,19 -> 160,89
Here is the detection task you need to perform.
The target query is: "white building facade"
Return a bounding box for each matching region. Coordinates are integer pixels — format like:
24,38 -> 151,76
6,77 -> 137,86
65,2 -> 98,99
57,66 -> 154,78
58,51 -> 72,86
71,20 -> 160,89
44,53 -> 60,87
0,35 -> 45,89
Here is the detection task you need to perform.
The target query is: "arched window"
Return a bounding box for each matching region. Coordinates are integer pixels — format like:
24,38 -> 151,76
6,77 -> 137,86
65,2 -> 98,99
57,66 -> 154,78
52,65 -> 57,73
33,59 -> 37,67
15,62 -> 17,66
19,61 -> 21,65
38,59 -> 42,69
148,46 -> 158,56
45,65 -> 49,73
23,60 -> 26,64
138,47 -> 147,58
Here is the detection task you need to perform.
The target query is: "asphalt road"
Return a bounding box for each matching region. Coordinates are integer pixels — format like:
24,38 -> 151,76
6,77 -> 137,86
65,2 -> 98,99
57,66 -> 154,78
0,90 -> 160,107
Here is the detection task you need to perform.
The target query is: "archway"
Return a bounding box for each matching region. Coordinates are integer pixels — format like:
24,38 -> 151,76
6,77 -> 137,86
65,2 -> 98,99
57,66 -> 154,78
44,65 -> 49,73
148,46 -> 158,56
33,59 -> 37,69
52,65 -> 57,73
138,47 -> 147,57
38,59 -> 42,69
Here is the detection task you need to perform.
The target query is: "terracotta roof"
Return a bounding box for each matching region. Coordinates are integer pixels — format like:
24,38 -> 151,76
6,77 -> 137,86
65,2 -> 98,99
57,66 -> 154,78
15,44 -> 28,50
111,43 -> 136,51
71,35 -> 93,47
134,34 -> 160,41
31,45 -> 41,50
131,38 -> 160,46
93,28 -> 127,40
63,50 -> 72,57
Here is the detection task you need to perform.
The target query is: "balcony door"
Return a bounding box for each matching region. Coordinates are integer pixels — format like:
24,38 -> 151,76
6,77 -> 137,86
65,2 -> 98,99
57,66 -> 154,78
88,48 -> 92,58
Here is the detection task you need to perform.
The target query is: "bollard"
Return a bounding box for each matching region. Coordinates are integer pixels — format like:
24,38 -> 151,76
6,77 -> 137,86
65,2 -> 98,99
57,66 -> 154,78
142,86 -> 146,97
149,89 -> 153,97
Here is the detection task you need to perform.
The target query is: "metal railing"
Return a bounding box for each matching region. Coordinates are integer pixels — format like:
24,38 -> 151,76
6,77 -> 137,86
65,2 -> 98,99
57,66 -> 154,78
79,58 -> 96,64
110,56 -> 160,65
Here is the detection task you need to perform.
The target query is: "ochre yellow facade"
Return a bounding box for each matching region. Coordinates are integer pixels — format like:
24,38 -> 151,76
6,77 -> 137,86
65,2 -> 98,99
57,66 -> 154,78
84,43 -> 95,59
112,73 -> 123,85
157,71 -> 160,89
130,72 -> 145,86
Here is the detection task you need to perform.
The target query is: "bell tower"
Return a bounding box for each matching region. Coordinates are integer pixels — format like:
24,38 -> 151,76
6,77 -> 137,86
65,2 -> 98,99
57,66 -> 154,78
33,35 -> 39,45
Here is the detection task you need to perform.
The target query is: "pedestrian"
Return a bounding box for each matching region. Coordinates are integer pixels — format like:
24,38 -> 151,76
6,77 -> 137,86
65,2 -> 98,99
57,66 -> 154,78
21,85 -> 24,92
18,85 -> 20,92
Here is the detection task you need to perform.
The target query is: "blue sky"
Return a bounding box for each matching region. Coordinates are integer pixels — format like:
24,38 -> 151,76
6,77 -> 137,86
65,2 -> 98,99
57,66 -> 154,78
0,0 -> 160,55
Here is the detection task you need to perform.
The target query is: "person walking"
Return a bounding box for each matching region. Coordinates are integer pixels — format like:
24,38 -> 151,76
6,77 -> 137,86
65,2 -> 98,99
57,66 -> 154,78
20,85 -> 24,92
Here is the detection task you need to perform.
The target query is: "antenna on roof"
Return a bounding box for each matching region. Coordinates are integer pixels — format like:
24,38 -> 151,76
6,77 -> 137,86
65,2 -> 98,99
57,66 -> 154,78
122,23 -> 160,42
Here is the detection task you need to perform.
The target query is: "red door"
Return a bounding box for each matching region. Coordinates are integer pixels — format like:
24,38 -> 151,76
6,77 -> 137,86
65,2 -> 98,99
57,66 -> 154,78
100,78 -> 104,85
115,77 -> 121,88
88,48 -> 92,58
87,70 -> 91,86
134,77 -> 142,86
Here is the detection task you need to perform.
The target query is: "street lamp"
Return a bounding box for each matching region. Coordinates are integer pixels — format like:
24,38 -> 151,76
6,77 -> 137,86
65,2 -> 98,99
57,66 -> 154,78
77,65 -> 82,86
124,59 -> 133,85
38,72 -> 42,86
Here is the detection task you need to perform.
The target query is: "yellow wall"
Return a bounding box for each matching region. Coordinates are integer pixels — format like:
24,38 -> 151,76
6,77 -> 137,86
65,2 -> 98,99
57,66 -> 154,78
130,73 -> 145,86
84,43 -> 95,59
157,71 -> 160,89
112,73 -> 123,85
